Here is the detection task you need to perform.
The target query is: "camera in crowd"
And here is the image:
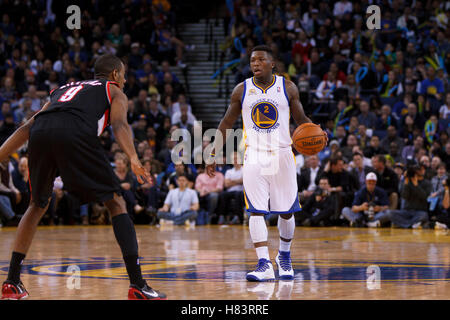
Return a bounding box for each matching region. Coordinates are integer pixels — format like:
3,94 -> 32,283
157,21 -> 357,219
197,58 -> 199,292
365,201 -> 376,220
315,188 -> 330,198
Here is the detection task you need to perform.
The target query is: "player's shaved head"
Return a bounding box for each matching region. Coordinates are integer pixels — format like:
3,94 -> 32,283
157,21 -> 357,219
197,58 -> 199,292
94,54 -> 124,78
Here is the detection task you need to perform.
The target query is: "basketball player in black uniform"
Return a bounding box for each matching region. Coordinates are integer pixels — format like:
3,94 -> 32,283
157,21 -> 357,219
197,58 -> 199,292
0,54 -> 166,300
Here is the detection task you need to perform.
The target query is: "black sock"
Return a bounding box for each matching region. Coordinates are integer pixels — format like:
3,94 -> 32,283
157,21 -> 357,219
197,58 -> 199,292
7,252 -> 26,283
112,214 -> 146,288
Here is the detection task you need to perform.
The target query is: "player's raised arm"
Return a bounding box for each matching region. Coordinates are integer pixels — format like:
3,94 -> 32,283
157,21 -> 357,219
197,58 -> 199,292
109,85 -> 150,184
285,79 -> 312,126
0,101 -> 50,161
206,82 -> 244,177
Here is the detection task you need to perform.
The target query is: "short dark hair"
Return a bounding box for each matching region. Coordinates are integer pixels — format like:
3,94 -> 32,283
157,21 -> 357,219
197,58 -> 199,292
374,154 -> 386,164
353,152 -> 363,158
251,45 -> 273,58
329,156 -> 343,166
177,173 -> 188,180
94,54 -> 123,78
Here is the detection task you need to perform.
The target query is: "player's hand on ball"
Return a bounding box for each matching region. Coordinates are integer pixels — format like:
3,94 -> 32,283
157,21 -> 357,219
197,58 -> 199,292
131,157 -> 152,185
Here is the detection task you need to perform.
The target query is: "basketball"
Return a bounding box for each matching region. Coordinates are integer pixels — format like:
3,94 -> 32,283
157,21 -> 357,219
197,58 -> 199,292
292,123 -> 327,155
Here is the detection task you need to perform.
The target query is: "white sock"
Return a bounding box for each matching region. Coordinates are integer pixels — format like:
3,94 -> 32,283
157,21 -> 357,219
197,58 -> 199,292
278,215 -> 295,252
249,215 -> 269,260
255,246 -> 270,261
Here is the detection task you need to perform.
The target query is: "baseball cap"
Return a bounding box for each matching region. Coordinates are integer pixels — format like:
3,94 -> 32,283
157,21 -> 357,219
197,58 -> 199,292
329,140 -> 340,148
366,172 -> 377,181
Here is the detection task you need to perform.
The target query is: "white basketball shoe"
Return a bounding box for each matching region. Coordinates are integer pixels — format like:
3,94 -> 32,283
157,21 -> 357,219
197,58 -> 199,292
275,251 -> 294,280
246,259 -> 275,282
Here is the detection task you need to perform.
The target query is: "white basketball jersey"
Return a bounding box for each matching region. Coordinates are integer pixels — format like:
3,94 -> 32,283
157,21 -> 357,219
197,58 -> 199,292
241,75 -> 291,151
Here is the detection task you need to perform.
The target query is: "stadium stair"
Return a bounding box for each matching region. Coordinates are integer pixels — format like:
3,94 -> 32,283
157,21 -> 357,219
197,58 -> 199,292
173,18 -> 237,130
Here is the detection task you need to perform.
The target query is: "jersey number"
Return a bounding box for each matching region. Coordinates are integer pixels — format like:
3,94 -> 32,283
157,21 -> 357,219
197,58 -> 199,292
58,85 -> 83,102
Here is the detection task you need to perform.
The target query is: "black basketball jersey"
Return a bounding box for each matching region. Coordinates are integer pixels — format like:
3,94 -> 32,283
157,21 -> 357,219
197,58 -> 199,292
36,78 -> 119,136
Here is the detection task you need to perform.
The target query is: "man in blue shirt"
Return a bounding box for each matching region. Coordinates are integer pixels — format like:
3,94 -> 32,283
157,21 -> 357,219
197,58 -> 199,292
157,174 -> 199,226
341,172 -> 390,227
420,66 -> 444,101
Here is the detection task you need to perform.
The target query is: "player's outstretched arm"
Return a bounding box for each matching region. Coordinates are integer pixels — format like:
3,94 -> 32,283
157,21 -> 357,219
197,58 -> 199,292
109,85 -> 151,184
0,101 -> 50,162
285,79 -> 312,126
206,83 -> 244,177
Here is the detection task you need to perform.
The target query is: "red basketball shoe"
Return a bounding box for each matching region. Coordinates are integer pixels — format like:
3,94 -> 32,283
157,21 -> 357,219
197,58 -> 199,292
1,280 -> 29,300
128,284 -> 167,300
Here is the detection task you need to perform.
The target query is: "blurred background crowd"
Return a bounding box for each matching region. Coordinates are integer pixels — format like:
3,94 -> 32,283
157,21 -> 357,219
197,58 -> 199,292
0,0 -> 449,229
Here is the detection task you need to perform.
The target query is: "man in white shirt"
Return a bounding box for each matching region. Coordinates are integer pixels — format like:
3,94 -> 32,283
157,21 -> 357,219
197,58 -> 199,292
298,155 -> 322,202
171,103 -> 196,126
315,72 -> 342,100
157,174 -> 199,226
171,94 -> 192,115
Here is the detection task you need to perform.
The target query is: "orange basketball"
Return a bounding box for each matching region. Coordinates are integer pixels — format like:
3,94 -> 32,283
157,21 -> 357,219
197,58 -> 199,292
292,123 -> 327,155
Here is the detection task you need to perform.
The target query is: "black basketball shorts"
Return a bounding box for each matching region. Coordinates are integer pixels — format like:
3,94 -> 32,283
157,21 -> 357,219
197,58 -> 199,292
28,114 -> 121,208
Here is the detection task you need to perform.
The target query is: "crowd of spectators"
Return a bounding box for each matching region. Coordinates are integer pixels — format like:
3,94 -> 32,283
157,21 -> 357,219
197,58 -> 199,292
226,0 -> 450,229
0,0 -> 202,226
0,0 -> 449,230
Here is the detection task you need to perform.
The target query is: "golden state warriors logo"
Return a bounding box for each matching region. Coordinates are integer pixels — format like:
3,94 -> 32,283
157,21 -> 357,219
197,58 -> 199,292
251,101 -> 278,129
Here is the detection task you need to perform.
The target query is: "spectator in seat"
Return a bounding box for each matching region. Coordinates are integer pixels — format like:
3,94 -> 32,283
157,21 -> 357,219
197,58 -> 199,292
195,164 -> 224,223
133,114 -> 149,142
356,124 -> 370,151
388,142 -> 404,164
217,152 -> 244,225
376,105 -> 398,133
167,162 -> 195,190
11,156 -> 30,216
420,66 -> 444,102
364,135 -> 386,159
114,156 -> 144,219
381,126 -> 404,154
341,134 -> 358,161
434,178 -> 449,230
157,174 -> 199,226
357,100 -> 377,130
386,165 -> 431,228
429,163 -> 448,212
297,155 -> 322,203
372,154 -> 399,209
315,72 -> 342,100
171,103 -> 196,127
298,177 -> 335,227
419,155 -> 434,180
0,158 -> 21,225
402,135 -> 425,164
349,152 -> 375,188
147,99 -> 165,131
342,172 -> 390,227
319,156 -> 359,219
401,103 -> 425,131
136,159 -> 160,215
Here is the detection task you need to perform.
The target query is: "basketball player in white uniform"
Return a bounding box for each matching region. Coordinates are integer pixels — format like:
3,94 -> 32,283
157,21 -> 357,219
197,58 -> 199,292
206,45 -> 327,281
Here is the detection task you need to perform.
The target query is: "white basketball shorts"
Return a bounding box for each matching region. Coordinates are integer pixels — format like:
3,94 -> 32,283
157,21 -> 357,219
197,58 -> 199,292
242,147 -> 301,215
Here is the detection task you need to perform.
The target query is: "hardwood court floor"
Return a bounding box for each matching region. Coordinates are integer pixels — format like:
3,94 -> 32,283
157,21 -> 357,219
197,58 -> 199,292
0,225 -> 449,300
